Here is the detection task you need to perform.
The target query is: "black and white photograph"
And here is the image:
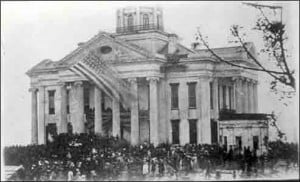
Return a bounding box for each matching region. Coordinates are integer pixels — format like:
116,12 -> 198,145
1,1 -> 299,181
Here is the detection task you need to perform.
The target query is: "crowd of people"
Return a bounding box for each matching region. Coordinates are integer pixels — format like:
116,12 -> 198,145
4,133 -> 298,181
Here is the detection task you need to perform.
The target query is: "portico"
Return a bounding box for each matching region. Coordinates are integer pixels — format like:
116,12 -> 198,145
29,76 -> 162,146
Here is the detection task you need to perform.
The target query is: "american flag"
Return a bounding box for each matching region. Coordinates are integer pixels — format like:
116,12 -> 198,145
70,51 -> 135,108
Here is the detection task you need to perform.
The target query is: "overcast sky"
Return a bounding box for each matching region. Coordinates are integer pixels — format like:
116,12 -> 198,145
1,1 -> 299,146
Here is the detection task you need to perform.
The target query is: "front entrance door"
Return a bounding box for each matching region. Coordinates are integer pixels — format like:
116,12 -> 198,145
253,136 -> 259,150
189,120 -> 197,144
236,136 -> 242,150
139,110 -> 150,143
46,123 -> 57,144
171,120 -> 180,144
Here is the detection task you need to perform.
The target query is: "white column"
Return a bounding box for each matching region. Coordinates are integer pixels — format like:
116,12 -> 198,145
232,80 -> 236,111
198,77 -> 211,144
94,86 -> 103,135
38,86 -> 46,144
212,79 -> 219,117
225,86 -> 230,109
253,81 -> 258,112
248,81 -> 254,113
129,78 -> 139,145
218,84 -> 223,111
71,81 -> 85,134
147,77 -> 159,146
30,88 -> 38,144
247,81 -> 251,113
153,7 -> 157,25
242,79 -> 248,113
179,81 -> 189,145
136,7 -> 140,25
112,97 -> 121,137
233,77 -> 243,113
230,85 -> 234,110
58,82 -> 68,134
119,10 -> 124,28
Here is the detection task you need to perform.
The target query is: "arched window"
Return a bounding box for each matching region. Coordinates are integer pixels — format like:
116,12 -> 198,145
157,15 -> 160,28
127,14 -> 134,31
143,14 -> 149,29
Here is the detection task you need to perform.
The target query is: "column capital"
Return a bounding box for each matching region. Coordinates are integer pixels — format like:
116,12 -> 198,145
231,76 -> 244,82
245,78 -> 252,83
37,86 -> 46,91
57,82 -> 66,87
199,76 -> 212,82
74,81 -> 83,87
28,87 -> 38,92
128,77 -> 137,84
250,79 -> 258,84
146,76 -> 160,83
211,77 -> 219,83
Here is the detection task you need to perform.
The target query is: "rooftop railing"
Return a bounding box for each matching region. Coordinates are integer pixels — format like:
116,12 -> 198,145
116,23 -> 164,34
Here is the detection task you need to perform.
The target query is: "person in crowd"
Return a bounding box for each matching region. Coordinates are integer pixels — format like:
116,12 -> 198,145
232,170 -> 236,179
158,158 -> 165,177
150,158 -> 156,177
67,167 -> 74,181
8,132 -> 297,181
215,170 -> 221,180
228,145 -> 234,162
142,158 -> 149,177
205,159 -> 211,179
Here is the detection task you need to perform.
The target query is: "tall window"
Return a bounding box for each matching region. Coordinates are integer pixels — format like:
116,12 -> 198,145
218,86 -> 220,110
171,120 -> 180,144
170,83 -> 179,109
48,90 -> 55,115
210,82 -> 213,109
66,90 -> 70,114
222,85 -> 226,109
143,14 -> 149,29
127,14 -> 134,29
189,120 -> 197,144
188,82 -> 196,108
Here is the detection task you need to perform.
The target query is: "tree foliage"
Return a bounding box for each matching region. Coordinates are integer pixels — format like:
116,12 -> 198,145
194,3 -> 295,103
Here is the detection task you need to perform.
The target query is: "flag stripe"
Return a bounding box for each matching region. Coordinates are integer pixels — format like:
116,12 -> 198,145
70,65 -> 114,99
80,57 -> 134,105
70,66 -> 114,99
70,51 -> 136,108
76,62 -> 121,101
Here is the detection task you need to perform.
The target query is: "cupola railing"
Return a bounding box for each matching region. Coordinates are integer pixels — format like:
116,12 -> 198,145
116,23 -> 163,34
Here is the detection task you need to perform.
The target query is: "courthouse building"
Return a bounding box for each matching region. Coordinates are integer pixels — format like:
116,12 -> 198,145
27,6 -> 269,155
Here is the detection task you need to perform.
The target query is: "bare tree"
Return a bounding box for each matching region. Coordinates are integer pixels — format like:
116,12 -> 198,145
194,2 -> 295,102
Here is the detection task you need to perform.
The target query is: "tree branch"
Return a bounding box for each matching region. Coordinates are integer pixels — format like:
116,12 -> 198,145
196,30 -> 288,75
230,26 -> 288,76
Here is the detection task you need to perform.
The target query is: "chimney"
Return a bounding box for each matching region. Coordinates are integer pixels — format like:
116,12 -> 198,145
168,34 -> 178,54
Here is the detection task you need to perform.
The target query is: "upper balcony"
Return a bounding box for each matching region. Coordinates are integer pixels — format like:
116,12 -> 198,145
116,23 -> 164,34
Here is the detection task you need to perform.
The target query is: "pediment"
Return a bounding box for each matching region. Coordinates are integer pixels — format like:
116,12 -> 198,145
57,32 -> 152,67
